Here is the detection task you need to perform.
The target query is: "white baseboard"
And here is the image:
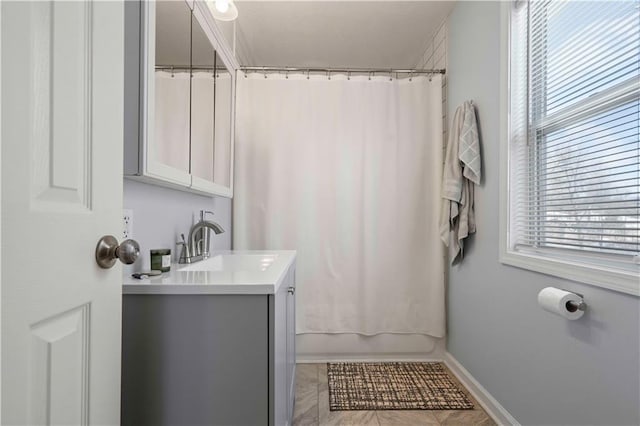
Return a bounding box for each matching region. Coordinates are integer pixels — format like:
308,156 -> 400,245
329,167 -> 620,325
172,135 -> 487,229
444,352 -> 520,426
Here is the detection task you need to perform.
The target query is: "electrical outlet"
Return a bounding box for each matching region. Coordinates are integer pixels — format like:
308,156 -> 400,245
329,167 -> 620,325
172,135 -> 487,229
123,209 -> 134,239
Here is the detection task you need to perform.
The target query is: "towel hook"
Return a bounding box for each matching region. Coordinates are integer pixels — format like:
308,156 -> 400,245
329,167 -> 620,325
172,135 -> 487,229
327,70 -> 331,80
285,70 -> 289,79
263,66 -> 267,79
409,71 -> 413,82
170,66 -> 174,78
347,71 -> 351,81
389,70 -> 393,81
306,69 -> 310,80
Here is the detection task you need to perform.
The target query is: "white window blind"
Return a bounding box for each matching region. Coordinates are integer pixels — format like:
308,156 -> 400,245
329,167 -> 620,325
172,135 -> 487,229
510,0 -> 640,263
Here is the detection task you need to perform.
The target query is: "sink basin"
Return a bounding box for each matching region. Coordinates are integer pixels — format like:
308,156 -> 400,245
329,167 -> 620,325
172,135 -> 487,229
179,254 -> 279,273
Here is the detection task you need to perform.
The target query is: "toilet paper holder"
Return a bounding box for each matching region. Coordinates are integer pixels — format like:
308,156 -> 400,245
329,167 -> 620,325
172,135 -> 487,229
563,290 -> 587,313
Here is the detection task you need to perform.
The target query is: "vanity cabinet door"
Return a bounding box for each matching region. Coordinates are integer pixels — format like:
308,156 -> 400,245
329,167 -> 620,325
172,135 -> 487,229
286,266 -> 297,421
270,281 -> 289,426
269,264 -> 296,426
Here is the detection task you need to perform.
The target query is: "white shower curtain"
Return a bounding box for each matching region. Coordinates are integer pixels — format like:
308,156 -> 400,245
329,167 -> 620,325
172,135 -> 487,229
234,73 -> 445,337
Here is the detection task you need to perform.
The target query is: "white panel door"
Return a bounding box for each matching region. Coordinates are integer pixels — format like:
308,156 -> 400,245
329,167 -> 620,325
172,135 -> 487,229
2,1 -> 124,424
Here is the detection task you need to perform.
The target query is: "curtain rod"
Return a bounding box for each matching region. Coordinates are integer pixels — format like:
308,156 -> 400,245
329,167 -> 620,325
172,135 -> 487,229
156,66 -> 227,71
240,66 -> 446,75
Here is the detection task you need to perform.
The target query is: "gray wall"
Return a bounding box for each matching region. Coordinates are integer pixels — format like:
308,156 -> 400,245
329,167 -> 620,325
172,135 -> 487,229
123,180 -> 232,272
446,2 -> 640,425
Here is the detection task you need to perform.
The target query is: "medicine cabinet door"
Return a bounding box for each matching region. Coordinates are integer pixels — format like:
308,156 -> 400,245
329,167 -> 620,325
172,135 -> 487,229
190,11 -> 216,188
189,7 -> 234,197
147,0 -> 193,186
213,51 -> 234,194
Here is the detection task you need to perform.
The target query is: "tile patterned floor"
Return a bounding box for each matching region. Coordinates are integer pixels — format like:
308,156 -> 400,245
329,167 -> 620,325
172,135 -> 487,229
293,363 -> 497,426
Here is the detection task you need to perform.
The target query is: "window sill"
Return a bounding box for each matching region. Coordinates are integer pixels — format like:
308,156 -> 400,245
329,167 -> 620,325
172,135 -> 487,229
499,248 -> 639,297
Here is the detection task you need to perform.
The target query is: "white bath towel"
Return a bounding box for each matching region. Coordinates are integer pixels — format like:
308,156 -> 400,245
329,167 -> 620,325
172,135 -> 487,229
440,101 -> 481,264
460,102 -> 481,185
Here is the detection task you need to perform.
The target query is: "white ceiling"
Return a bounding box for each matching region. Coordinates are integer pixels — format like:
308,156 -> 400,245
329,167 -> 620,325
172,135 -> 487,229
232,1 -> 455,68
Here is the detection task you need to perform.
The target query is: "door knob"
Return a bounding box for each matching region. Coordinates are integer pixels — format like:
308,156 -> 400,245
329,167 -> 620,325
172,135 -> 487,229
95,235 -> 140,269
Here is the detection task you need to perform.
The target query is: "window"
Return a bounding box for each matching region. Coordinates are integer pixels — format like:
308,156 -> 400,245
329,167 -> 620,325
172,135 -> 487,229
504,0 -> 639,295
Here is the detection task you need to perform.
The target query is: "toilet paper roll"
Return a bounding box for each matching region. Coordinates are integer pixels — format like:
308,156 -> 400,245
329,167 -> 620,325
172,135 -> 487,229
537,287 -> 585,320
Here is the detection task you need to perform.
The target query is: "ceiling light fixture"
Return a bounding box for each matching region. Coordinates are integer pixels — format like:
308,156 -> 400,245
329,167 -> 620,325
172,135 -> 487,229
209,0 -> 238,21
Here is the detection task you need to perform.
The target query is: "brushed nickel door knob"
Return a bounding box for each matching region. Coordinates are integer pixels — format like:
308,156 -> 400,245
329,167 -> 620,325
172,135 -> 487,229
96,235 -> 140,269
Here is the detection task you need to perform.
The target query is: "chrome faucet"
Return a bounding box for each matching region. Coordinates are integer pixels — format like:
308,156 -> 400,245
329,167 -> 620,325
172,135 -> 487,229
178,210 -> 225,264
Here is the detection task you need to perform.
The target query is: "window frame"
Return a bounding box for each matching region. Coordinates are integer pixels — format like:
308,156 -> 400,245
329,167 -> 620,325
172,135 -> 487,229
499,1 -> 640,297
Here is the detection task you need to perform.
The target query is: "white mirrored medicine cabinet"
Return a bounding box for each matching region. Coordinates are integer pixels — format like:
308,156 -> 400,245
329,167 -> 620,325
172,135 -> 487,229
124,0 -> 237,198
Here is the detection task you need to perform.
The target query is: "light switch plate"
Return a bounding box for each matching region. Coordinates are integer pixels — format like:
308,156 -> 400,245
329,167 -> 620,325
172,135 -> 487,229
123,209 -> 133,239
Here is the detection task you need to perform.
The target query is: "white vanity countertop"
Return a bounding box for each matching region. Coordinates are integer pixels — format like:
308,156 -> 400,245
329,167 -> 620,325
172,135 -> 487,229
123,250 -> 297,295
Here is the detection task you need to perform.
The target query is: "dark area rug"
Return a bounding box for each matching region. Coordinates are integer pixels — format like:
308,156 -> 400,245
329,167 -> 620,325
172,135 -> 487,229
327,362 -> 474,411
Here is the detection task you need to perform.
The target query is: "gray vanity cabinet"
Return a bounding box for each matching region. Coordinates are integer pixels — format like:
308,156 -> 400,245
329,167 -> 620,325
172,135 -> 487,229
121,264 -> 296,426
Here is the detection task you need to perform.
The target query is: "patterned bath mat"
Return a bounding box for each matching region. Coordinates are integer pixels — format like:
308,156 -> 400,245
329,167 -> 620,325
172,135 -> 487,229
327,362 -> 474,411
